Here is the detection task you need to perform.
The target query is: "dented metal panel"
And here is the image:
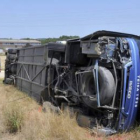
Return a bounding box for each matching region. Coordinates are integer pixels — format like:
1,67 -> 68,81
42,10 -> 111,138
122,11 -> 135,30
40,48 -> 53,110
16,45 -> 48,101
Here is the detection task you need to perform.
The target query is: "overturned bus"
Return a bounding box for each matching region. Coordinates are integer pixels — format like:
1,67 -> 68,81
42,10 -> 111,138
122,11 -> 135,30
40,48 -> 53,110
4,31 -> 140,134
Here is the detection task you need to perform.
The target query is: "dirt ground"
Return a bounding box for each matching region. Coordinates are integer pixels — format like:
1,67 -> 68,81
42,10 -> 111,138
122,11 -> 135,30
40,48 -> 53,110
0,71 -> 4,79
0,55 -> 5,79
0,55 -> 6,70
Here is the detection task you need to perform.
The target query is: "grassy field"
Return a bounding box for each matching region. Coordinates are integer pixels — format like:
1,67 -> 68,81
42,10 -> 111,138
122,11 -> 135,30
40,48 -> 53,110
0,80 -> 140,140
0,55 -> 6,70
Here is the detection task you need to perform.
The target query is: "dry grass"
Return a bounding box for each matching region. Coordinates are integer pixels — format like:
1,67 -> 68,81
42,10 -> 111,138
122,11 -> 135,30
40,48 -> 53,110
0,80 -> 92,140
3,103 -> 24,133
0,55 -> 6,70
0,80 -> 140,140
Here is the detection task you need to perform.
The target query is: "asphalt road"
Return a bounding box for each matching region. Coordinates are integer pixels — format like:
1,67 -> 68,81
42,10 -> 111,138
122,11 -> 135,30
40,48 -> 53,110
0,71 -> 4,79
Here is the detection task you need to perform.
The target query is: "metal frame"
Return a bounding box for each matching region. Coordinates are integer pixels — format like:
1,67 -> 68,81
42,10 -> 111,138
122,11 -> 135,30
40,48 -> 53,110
16,45 -> 48,101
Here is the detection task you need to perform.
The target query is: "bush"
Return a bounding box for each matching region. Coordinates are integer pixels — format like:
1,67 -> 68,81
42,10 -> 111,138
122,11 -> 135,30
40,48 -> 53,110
3,103 -> 24,133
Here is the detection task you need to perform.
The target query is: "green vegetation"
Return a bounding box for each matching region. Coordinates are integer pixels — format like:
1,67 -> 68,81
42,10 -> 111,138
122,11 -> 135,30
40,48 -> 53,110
3,103 -> 24,133
39,35 -> 79,44
0,78 -> 3,84
8,35 -> 79,45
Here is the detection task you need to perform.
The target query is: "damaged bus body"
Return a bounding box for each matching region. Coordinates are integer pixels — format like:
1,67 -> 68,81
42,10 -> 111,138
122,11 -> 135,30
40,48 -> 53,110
4,31 -> 140,134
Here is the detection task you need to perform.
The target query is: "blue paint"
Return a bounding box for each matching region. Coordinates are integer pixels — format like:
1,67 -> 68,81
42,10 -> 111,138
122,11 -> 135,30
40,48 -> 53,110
118,38 -> 140,131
